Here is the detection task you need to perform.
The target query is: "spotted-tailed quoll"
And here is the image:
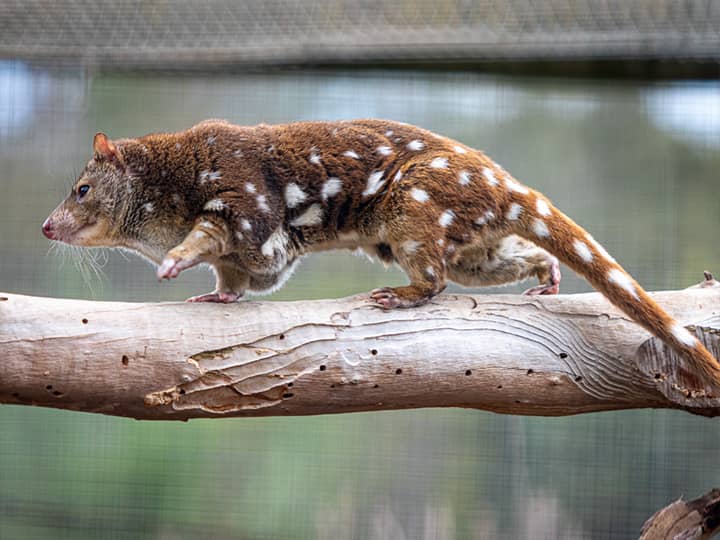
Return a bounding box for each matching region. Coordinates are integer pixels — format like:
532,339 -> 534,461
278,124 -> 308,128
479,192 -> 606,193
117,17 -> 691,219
42,119 -> 720,389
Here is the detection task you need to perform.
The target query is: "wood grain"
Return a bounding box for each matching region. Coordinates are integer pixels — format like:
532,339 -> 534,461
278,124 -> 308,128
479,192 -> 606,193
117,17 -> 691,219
1,288 -> 719,420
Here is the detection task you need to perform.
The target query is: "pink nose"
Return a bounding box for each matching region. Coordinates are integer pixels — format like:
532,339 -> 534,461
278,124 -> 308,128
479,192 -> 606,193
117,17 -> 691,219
42,218 -> 55,240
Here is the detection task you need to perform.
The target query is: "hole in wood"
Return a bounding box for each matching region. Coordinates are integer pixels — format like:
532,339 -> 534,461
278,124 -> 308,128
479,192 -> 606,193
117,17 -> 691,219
121,355 -> 129,366
282,393 -> 294,399
52,391 -> 63,397
395,368 -> 402,375
319,365 -> 326,371
279,334 -> 285,340
81,318 -> 88,324
575,375 -> 583,382
559,352 -> 568,359
526,369 -> 534,375
497,385 -> 503,389
0,297 -> 7,301
178,388 -> 186,395
45,385 -> 52,390
465,370 -> 472,376
371,349 -> 378,356
373,384 -> 379,388
287,382 -> 293,388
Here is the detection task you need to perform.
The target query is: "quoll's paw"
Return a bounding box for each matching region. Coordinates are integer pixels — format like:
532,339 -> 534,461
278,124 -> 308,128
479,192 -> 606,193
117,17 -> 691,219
157,256 -> 195,280
370,286 -> 436,310
186,291 -> 241,303
523,257 -> 561,296
523,282 -> 560,296
370,288 -> 402,310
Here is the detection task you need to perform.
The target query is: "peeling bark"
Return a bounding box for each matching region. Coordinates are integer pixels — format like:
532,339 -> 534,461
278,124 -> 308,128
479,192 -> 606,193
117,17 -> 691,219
1,288 -> 720,420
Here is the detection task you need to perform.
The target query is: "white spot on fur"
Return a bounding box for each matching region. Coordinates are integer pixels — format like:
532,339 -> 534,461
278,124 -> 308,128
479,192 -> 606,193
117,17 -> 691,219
411,188 -> 429,203
407,140 -> 424,151
290,203 -> 323,227
385,130 -> 394,137
175,142 -> 181,150
437,238 -> 445,246
285,183 -> 307,208
142,202 -> 154,213
672,323 -> 697,347
401,240 -> 422,254
608,269 -> 638,299
321,177 -> 342,200
171,194 -> 182,205
482,167 -> 499,186
199,169 -> 222,183
363,170 -> 386,197
267,145 -> 275,153
393,170 -> 403,183
241,219 -> 252,231
261,228 -> 289,258
506,203 -> 523,220
453,145 -> 467,154
536,199 -> 551,216
203,199 -> 226,211
506,177 -> 530,195
343,150 -> 360,159
475,210 -> 495,225
233,149 -> 243,157
256,195 -> 270,213
207,135 -> 216,145
532,219 -> 550,238
587,234 -> 617,263
573,240 -> 593,263
376,145 -> 393,156
458,170 -> 471,186
161,169 -> 167,177
245,182 -> 256,193
194,231 -> 206,239
309,151 -> 321,165
430,157 -> 448,169
439,209 -> 455,228
235,231 -> 244,241
425,266 -> 435,277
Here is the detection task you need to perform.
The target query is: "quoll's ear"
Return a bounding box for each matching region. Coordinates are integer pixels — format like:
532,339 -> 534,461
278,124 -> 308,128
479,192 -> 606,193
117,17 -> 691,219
93,132 -> 122,165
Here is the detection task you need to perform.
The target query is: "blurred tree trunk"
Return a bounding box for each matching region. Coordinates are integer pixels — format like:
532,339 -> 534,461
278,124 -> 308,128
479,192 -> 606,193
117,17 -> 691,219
1,287 -> 720,420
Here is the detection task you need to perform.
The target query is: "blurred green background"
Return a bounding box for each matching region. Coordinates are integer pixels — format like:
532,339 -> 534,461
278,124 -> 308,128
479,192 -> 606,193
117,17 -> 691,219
1,4 -> 720,537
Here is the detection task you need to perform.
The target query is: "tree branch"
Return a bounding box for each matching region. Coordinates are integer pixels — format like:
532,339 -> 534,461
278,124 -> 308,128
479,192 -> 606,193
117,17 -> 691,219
640,489 -> 720,540
2,287 -> 720,420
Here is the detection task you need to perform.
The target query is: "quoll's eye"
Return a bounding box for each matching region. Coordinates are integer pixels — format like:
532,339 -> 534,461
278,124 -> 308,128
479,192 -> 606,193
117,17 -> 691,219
77,185 -> 90,198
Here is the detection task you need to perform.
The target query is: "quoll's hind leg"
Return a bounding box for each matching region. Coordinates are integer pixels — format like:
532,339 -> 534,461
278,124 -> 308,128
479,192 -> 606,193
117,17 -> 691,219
370,233 -> 447,310
447,235 -> 561,295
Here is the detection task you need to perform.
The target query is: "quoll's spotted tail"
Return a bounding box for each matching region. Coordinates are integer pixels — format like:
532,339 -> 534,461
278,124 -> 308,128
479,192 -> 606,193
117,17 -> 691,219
505,187 -> 720,388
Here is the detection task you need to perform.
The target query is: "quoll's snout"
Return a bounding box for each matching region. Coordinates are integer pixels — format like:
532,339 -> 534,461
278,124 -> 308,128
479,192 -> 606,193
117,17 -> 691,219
41,217 -> 55,240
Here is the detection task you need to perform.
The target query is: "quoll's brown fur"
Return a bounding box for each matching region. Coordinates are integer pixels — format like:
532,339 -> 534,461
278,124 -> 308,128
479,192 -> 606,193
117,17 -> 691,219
43,119 -> 720,389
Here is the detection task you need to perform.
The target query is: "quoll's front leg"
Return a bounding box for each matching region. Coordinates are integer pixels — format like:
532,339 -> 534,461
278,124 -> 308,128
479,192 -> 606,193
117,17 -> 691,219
157,217 -> 246,303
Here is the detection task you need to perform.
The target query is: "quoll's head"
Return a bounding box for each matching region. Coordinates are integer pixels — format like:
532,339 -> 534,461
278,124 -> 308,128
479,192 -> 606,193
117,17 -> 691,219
42,133 -> 129,247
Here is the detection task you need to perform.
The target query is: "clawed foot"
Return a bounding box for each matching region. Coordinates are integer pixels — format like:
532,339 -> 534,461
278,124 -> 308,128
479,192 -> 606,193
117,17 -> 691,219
370,286 -> 436,310
523,282 -> 560,295
524,257 -> 561,296
157,255 -> 199,280
186,291 -> 241,303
